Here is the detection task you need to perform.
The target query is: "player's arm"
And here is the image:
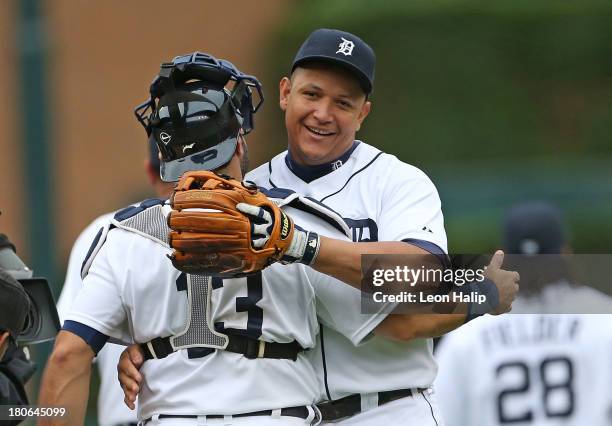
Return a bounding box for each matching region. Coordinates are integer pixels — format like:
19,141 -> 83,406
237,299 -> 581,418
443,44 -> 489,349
38,330 -> 95,425
375,250 -> 517,341
313,243 -> 517,342
167,172 -> 518,340
310,170 -> 517,339
313,237 -> 426,286
254,215 -> 516,340
44,227 -> 130,418
311,252 -> 466,345
313,238 -> 468,338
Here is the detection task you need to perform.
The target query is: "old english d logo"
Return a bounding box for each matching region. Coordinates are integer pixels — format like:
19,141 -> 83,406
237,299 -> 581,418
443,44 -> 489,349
336,37 -> 355,56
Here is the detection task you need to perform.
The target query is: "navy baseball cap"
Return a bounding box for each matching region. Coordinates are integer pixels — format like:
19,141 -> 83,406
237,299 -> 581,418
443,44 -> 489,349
503,201 -> 566,255
292,28 -> 376,95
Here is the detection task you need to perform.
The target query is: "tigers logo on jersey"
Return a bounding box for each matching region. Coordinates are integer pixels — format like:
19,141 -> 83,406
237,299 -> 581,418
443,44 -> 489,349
344,218 -> 378,242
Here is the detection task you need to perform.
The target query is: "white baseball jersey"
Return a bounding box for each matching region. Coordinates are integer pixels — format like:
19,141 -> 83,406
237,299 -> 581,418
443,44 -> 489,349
65,197 -> 391,421
246,141 -> 448,400
434,283 -> 612,426
57,212 -> 137,426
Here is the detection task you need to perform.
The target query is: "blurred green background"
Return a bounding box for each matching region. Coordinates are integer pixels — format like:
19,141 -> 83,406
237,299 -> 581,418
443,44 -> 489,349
261,0 -> 612,253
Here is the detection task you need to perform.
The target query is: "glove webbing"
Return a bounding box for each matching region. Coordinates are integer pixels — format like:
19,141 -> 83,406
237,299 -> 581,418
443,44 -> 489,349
141,334 -> 305,361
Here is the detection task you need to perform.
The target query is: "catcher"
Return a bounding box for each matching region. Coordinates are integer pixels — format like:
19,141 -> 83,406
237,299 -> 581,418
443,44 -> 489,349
40,52 -> 349,425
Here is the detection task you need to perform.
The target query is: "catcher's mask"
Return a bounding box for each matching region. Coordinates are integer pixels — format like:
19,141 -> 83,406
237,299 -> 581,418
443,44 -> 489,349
135,52 -> 263,182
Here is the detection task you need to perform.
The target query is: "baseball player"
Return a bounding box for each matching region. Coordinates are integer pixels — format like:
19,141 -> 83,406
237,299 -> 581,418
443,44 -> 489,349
117,30 -> 520,425
55,137 -> 172,426
243,28 -> 493,424
434,201 -> 612,425
39,52 -> 412,425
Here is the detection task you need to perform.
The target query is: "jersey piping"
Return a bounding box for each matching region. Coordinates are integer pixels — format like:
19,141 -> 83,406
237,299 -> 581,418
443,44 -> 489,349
266,149 -> 385,203
320,152 -> 384,203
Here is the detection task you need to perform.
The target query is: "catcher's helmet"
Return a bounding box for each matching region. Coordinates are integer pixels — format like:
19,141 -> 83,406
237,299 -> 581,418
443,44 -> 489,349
135,52 -> 263,182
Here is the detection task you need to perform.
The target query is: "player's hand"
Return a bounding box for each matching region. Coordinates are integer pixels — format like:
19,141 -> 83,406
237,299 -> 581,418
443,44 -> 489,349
236,203 -> 320,265
485,250 -> 520,315
117,344 -> 144,410
168,171 -> 321,276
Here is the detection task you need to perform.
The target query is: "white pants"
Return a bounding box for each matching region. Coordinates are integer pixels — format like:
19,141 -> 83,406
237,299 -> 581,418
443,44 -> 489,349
322,389 -> 445,426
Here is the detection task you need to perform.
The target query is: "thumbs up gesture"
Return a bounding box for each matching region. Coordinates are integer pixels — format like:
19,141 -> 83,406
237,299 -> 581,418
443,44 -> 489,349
485,250 -> 520,315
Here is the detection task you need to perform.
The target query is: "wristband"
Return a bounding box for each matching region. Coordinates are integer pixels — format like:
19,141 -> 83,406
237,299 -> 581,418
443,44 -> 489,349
300,232 -> 320,265
282,227 -> 320,265
459,278 -> 499,323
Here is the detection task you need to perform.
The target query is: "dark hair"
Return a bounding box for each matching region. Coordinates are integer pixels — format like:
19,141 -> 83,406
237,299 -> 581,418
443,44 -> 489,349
295,60 -> 369,97
291,61 -> 370,100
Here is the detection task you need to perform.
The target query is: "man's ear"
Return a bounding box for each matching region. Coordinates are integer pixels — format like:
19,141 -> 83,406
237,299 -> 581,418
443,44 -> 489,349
235,135 -> 245,156
0,331 -> 9,346
144,159 -> 158,185
0,331 -> 10,359
356,100 -> 372,132
279,77 -> 292,111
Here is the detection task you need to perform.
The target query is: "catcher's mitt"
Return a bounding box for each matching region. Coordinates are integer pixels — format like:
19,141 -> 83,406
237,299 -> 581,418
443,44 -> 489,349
168,171 -> 319,276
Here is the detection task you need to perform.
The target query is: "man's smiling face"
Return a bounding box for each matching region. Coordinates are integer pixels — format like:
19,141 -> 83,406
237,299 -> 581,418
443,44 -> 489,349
279,63 -> 371,166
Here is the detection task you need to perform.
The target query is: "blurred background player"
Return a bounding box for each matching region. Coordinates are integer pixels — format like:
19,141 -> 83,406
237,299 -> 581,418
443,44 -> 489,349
434,201 -> 612,425
56,137 -> 172,426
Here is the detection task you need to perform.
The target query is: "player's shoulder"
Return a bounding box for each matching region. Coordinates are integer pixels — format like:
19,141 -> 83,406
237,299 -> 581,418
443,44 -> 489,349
355,141 -> 435,184
521,281 -> 612,314
72,211 -> 117,255
70,211 -> 119,275
285,203 -> 350,240
81,198 -> 170,278
113,198 -> 168,221
88,198 -> 168,250
563,284 -> 612,316
258,188 -> 350,239
246,151 -> 287,184
87,211 -> 116,231
110,198 -> 171,246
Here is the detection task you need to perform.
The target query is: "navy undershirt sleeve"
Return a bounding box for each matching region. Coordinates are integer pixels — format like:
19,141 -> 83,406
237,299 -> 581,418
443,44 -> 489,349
402,238 -> 450,268
62,320 -> 110,354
